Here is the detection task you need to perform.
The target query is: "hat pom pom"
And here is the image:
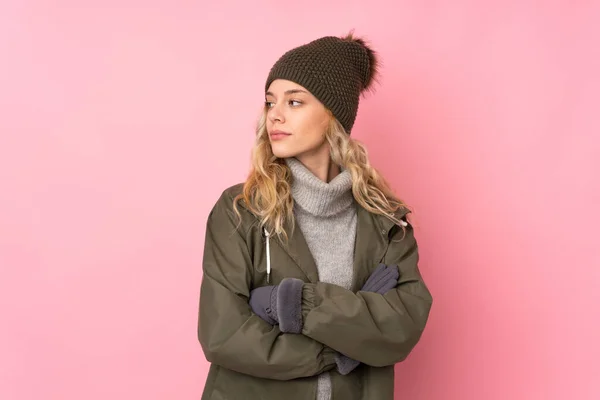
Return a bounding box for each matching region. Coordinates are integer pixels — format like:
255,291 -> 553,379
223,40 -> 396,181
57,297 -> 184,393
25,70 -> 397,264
341,31 -> 380,93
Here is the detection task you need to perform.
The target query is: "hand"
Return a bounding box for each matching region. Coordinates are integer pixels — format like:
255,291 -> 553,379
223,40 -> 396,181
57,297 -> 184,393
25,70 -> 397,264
249,285 -> 279,325
248,278 -> 304,334
361,263 -> 399,294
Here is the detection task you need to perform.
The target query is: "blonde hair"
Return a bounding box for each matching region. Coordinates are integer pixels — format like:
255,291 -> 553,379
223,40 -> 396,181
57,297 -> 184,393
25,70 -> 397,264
233,109 -> 410,241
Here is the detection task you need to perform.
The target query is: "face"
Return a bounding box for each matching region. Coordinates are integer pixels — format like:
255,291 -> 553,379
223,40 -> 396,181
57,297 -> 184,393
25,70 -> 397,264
265,79 -> 331,161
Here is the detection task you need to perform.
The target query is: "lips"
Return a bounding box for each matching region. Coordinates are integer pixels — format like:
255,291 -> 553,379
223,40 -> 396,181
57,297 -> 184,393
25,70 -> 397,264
270,130 -> 290,136
270,130 -> 291,140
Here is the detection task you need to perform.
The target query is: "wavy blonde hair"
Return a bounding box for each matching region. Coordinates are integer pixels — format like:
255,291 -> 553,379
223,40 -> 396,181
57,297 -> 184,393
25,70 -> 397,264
232,107 -> 410,242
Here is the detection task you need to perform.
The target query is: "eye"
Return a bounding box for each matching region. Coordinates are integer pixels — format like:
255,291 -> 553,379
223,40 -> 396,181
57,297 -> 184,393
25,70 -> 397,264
289,100 -> 302,107
264,101 -> 274,108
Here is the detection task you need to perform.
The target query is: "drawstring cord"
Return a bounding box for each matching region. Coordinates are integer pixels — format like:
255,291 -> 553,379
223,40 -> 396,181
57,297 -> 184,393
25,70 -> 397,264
264,228 -> 271,283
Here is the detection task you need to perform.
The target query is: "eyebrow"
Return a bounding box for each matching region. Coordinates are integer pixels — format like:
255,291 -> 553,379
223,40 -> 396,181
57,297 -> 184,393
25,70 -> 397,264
265,89 -> 308,97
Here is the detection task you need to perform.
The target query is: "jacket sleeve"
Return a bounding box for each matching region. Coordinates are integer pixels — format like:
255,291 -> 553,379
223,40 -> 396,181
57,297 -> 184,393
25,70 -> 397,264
299,220 -> 433,367
197,192 -> 337,381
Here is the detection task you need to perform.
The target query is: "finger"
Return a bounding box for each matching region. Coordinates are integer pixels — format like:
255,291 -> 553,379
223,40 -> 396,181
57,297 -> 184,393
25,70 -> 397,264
369,266 -> 397,290
380,279 -> 398,294
363,268 -> 389,291
362,263 -> 387,290
386,264 -> 399,280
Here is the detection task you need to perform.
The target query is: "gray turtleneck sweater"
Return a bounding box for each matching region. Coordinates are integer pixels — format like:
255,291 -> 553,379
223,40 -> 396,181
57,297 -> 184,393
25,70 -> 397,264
285,157 -> 357,400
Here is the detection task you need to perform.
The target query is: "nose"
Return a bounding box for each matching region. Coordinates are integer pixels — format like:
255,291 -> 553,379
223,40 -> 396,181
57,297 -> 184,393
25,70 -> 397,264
267,102 -> 284,124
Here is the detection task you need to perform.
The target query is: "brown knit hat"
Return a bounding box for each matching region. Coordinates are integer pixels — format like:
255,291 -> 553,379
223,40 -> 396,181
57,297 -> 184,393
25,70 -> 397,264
265,32 -> 380,134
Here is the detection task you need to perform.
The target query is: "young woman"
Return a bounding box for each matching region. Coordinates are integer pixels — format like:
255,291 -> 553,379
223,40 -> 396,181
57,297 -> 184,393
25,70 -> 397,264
198,33 -> 432,400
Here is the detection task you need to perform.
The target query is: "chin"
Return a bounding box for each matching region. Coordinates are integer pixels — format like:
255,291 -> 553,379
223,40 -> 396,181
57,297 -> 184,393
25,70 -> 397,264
271,140 -> 326,160
271,144 -> 299,159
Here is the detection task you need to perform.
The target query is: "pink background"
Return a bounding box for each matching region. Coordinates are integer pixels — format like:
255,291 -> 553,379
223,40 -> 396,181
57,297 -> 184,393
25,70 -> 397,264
1,1 -> 598,399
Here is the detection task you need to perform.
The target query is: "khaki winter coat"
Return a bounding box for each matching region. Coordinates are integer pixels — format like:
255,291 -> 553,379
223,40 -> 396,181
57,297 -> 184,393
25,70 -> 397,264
198,183 -> 432,400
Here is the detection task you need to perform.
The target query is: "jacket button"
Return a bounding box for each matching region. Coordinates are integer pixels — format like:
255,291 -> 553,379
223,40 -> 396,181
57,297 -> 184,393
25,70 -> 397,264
381,229 -> 387,235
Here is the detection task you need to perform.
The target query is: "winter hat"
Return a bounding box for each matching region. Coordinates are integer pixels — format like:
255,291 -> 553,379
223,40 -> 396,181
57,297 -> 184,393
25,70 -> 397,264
265,32 -> 380,134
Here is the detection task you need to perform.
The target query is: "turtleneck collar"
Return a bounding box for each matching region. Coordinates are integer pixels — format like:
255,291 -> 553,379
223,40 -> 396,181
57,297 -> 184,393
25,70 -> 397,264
285,157 -> 354,217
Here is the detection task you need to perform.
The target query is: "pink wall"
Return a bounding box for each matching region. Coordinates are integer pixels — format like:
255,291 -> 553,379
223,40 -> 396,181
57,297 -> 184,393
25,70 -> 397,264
1,1 -> 598,399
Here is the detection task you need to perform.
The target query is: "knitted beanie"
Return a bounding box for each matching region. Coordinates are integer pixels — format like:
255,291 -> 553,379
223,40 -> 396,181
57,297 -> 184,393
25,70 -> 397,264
265,33 -> 380,134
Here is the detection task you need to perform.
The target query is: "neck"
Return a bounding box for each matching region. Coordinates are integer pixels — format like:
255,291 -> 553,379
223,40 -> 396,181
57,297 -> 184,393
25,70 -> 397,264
295,148 -> 339,183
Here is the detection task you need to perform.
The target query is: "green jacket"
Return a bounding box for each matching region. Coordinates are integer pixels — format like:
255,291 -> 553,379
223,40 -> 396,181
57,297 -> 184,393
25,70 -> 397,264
198,184 -> 433,400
